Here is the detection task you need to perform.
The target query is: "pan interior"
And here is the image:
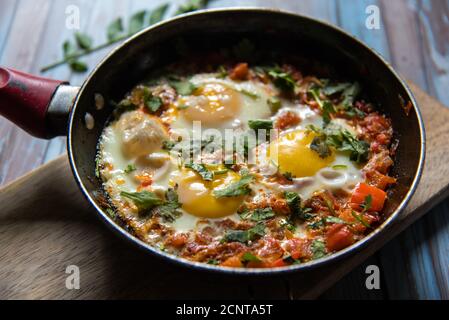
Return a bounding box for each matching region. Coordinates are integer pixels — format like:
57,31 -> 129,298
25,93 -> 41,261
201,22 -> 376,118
68,9 -> 424,273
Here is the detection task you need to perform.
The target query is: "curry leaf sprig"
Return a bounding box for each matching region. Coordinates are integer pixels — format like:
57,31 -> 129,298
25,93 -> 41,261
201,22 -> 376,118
40,0 -> 213,73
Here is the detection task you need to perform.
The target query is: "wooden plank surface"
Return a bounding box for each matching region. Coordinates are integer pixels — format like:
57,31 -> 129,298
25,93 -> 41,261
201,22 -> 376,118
0,83 -> 445,300
1,0 -> 448,299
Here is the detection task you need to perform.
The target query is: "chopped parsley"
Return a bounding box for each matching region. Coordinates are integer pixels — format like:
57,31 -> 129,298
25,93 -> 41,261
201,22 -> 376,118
311,240 -> 327,260
120,189 -> 182,222
248,119 -> 274,131
120,190 -> 164,211
213,174 -> 254,198
143,88 -> 163,113
222,223 -> 265,244
124,164 -> 136,174
169,78 -> 197,96
240,207 -> 275,222
153,189 -> 182,223
207,259 -> 219,265
285,192 -> 314,222
307,125 -> 369,163
267,67 -> 296,92
241,252 -> 261,265
185,163 -> 213,181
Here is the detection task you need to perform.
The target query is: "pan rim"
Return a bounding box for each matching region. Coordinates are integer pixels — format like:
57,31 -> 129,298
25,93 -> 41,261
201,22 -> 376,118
67,7 -> 426,275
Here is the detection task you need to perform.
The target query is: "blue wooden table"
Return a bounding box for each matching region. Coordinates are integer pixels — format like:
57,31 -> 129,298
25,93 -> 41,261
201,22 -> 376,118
0,0 -> 448,299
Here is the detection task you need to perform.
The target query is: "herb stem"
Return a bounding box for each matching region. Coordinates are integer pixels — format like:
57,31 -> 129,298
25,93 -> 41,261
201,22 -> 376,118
40,36 -> 128,72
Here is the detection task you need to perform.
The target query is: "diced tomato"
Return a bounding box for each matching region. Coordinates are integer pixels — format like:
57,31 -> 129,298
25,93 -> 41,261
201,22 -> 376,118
136,172 -> 153,187
270,258 -> 287,268
326,224 -> 355,252
350,183 -> 387,212
366,171 -> 397,190
166,233 -> 188,248
285,238 -> 308,260
275,111 -> 301,130
230,63 -> 249,80
221,255 -> 243,268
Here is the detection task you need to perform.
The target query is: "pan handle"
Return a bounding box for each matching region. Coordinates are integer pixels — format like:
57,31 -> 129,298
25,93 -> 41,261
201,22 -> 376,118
0,67 -> 79,139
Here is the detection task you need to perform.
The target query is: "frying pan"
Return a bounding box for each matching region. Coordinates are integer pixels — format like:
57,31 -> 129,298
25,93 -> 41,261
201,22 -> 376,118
0,8 -> 425,275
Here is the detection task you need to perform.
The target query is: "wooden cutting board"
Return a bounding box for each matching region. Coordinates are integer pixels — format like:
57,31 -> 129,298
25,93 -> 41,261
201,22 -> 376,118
0,83 -> 448,300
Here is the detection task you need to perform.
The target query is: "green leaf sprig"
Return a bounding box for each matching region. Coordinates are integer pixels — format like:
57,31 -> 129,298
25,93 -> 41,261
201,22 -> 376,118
41,1 -> 213,73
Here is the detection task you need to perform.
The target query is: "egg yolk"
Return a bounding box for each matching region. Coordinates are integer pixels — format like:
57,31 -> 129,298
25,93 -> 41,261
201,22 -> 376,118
269,130 -> 335,178
178,83 -> 241,125
175,168 -> 244,218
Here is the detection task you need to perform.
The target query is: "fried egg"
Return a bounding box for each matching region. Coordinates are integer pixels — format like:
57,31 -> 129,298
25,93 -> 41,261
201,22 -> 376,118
170,74 -> 273,137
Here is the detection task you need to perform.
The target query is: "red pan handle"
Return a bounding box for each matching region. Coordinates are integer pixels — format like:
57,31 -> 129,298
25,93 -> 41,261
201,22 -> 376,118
0,67 -> 67,138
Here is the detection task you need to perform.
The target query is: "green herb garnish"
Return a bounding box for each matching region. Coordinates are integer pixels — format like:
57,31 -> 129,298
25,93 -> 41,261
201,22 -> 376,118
222,223 -> 266,244
267,67 -> 296,92
241,252 -> 261,265
124,164 -> 137,174
121,191 -> 164,211
311,240 -> 327,259
213,174 -> 254,198
169,79 -> 197,96
267,96 -> 282,113
185,163 -> 214,181
143,88 -> 163,113
248,119 -> 274,131
307,125 -> 369,163
351,210 -> 371,228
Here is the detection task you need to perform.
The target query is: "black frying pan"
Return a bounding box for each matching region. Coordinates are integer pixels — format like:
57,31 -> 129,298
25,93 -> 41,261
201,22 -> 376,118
0,8 -> 425,275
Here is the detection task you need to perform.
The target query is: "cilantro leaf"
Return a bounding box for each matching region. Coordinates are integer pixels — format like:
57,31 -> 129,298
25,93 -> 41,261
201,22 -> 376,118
322,101 -> 336,125
246,208 -> 275,222
285,192 -> 314,222
185,163 -> 213,181
120,191 -> 164,211
267,67 -> 296,92
153,189 -> 182,222
310,135 -> 332,158
308,125 -> 369,163
213,174 -> 254,198
222,223 -> 266,244
311,240 -> 327,259
124,164 -> 136,174
248,119 -> 274,131
241,252 -> 261,265
169,79 -> 197,96
143,88 -> 163,113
